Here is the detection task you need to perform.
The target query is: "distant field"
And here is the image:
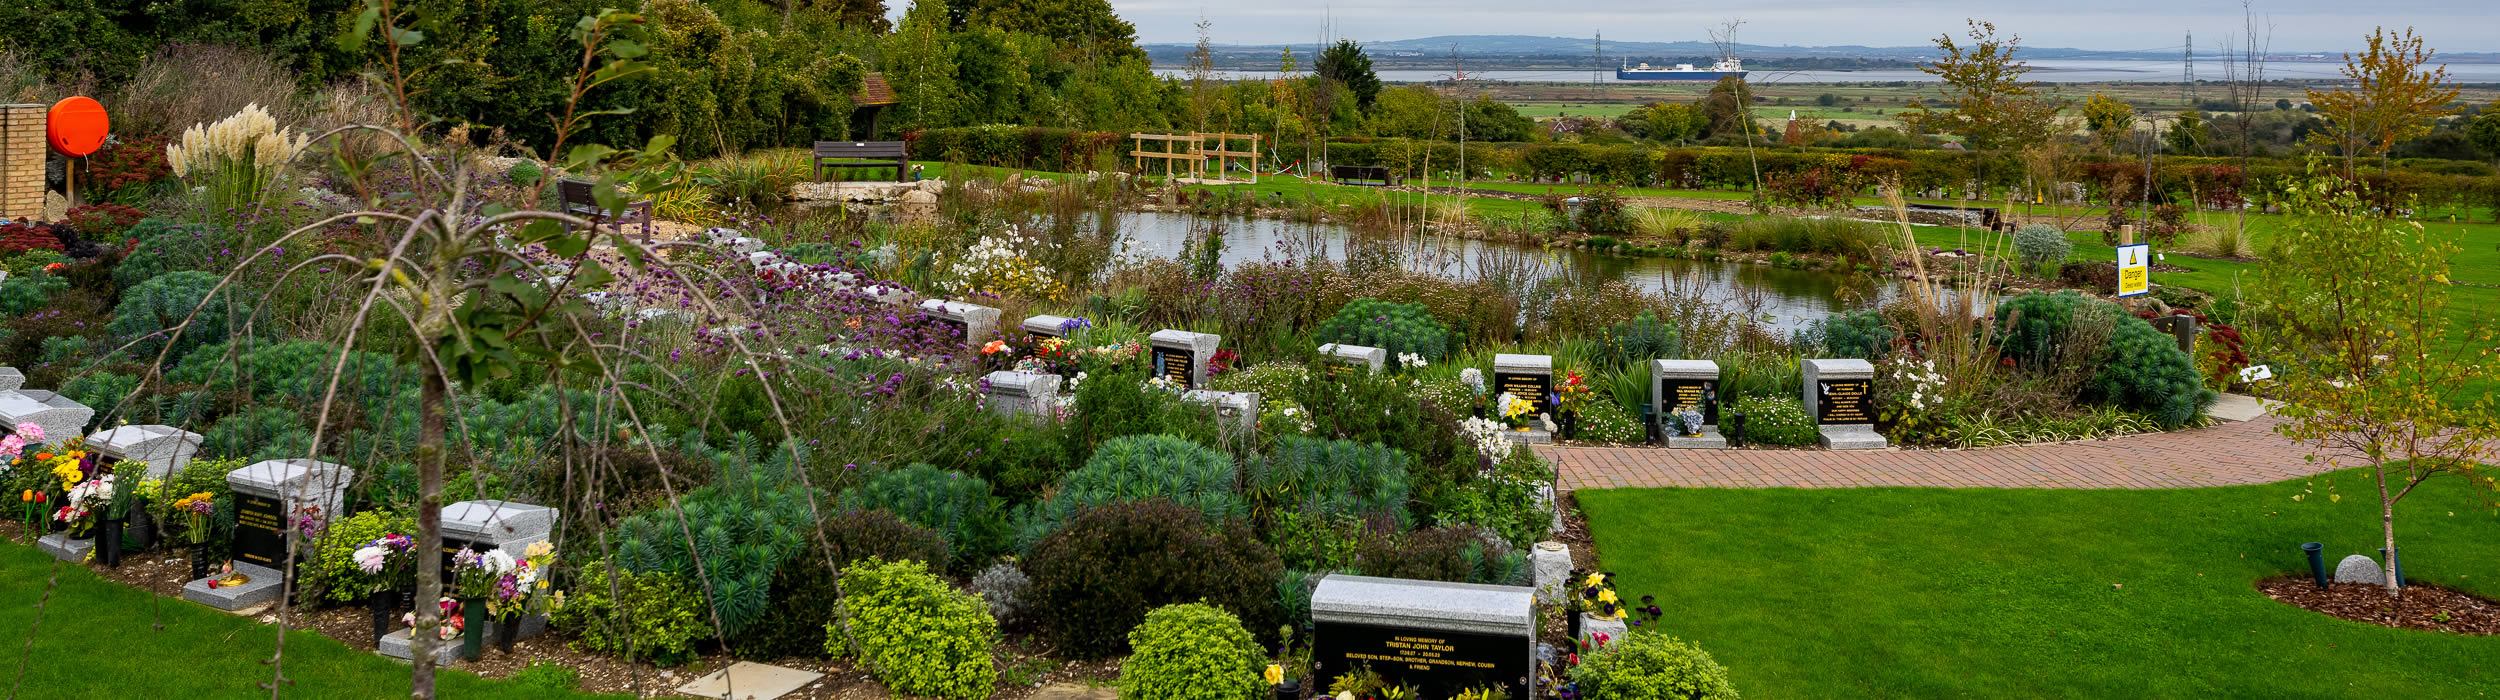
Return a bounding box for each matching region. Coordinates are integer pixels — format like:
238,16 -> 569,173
1509,102 -> 1639,119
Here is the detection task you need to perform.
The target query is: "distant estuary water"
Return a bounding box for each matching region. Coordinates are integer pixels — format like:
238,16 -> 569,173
1156,59 -> 2500,84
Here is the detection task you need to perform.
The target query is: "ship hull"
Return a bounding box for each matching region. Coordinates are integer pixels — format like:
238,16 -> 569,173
1614,70 -> 1747,81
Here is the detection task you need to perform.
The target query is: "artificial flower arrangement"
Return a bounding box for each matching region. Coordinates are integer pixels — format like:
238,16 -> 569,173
1496,392 -> 1537,430
1574,569 -> 1623,621
404,596 -> 466,640
487,541 -> 565,623
1553,370 -> 1594,416
352,533 -> 417,592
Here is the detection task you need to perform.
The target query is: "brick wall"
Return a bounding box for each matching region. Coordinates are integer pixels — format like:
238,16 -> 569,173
1,104 -> 45,220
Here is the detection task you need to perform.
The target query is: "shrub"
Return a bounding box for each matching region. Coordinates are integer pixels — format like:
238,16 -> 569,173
201,406 -> 314,463
1354,526 -> 1525,585
0,220 -> 64,257
1065,364 -> 1219,453
0,268 -> 69,316
1016,434 -> 1244,550
610,459 -> 813,637
62,204 -> 147,243
837,463 -> 1004,566
108,270 -> 235,360
830,558 -> 999,700
1732,394 -> 1817,446
550,561 -> 712,666
1240,435 -> 1412,531
968,561 -> 1032,629
1430,447 -> 1556,550
735,511 -> 948,659
1792,310 -> 1894,360
2092,312 -> 2217,429
1118,603 -> 1266,700
1567,633 -> 1740,700
2012,223 -> 2073,272
1578,398 -> 1647,443
1312,298 -> 1454,364
819,509 -> 953,572
1025,500 -> 1283,659
1601,310 -> 1682,371
113,219 -> 207,290
307,509 -> 415,604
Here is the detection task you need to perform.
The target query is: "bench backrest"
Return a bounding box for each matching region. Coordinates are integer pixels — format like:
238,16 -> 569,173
814,141 -> 909,159
558,178 -> 594,207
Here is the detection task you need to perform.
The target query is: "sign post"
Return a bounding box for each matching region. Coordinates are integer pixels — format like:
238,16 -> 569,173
2116,243 -> 2150,298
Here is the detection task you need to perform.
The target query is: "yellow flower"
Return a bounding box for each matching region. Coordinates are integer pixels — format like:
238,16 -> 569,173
1599,589 -> 1617,604
1264,664 -> 1283,685
1585,573 -> 1605,588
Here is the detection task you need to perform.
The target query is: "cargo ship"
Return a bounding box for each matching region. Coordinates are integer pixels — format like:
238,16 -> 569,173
1616,58 -> 1746,81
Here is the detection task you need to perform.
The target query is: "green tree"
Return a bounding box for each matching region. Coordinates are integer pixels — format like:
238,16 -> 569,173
1898,20 -> 2070,152
2306,27 -> 2461,173
1316,39 -> 1380,112
2465,102 -> 2500,162
2248,160 -> 2500,597
1460,95 -> 1532,142
883,0 -> 961,131
1628,102 -> 1703,144
2081,93 -> 2135,151
1699,75 -> 1755,139
2166,110 -> 2207,154
948,0 -> 1142,61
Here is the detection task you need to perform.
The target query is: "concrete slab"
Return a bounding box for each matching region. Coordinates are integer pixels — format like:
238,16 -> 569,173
674,661 -> 824,700
2206,393 -> 2278,422
1666,426 -> 1728,449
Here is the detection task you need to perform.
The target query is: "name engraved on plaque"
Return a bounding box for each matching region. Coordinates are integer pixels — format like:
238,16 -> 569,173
1816,379 -> 1873,425
233,494 -> 287,567
1155,349 -> 1194,389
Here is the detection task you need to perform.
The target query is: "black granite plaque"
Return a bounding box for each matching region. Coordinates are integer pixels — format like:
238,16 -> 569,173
1154,348 -> 1194,389
232,494 -> 288,568
1816,379 -> 1873,425
1660,379 -> 1720,425
1311,621 -> 1530,699
1494,372 -> 1553,413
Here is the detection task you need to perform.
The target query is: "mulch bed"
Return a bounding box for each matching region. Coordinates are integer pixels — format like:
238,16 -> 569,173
2256,576 -> 2500,635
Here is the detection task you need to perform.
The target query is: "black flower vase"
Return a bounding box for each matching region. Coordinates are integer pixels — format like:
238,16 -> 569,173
397,584 -> 418,615
370,590 -> 401,646
495,615 -> 519,653
1560,412 -> 1579,440
1566,609 -> 1583,646
97,517 -> 123,567
125,508 -> 154,552
187,543 -> 211,580
459,597 -> 487,661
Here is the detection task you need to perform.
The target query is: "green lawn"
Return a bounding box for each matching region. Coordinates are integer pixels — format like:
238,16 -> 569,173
0,541 -> 607,698
1577,467 -> 2500,697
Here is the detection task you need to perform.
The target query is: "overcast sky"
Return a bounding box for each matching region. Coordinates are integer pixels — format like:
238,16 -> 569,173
1078,0 -> 2500,53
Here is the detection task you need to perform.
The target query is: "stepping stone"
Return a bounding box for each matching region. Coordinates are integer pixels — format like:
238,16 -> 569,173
674,661 -> 822,700
1028,685 -> 1117,700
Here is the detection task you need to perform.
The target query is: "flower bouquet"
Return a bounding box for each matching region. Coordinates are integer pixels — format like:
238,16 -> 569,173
451,547 -> 515,659
404,596 -> 465,641
56,473 -> 113,539
1496,392 -> 1537,431
171,492 -> 215,579
485,541 -> 561,651
1670,406 -> 1707,437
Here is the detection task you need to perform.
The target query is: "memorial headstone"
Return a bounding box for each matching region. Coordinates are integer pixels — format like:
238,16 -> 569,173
182,459 -> 355,611
1021,314 -> 1079,338
1311,574 -> 1534,699
2146,313 -> 2198,356
1492,354 -> 1554,413
1650,359 -> 1726,449
1531,542 -> 1572,605
1802,359 -> 1886,450
917,299 -> 1002,346
1320,343 -> 1387,377
0,366 -> 21,390
381,499 -> 560,663
86,424 -> 205,480
984,371 -> 1060,419
0,390 -> 95,445
1148,329 -> 1220,390
1182,389 -> 1260,434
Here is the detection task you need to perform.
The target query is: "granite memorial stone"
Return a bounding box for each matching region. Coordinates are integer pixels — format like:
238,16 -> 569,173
0,390 -> 95,446
984,371 -> 1060,420
1320,343 -> 1387,377
0,366 -> 21,391
182,459 -> 355,611
1650,359 -> 1726,449
1182,389 -> 1261,434
2332,554 -> 2385,585
1803,358 -> 1886,450
1312,574 -> 1535,699
86,424 -> 205,480
917,299 -> 1002,346
1149,329 -> 1221,390
1492,354 -> 1555,413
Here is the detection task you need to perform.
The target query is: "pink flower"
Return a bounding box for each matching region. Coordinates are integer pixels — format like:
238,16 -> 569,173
13,421 -> 42,442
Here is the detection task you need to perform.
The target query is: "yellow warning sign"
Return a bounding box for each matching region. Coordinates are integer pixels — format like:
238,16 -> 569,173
2117,244 -> 2150,297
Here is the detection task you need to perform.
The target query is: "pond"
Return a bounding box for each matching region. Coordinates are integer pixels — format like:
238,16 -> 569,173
1112,211 -> 1899,332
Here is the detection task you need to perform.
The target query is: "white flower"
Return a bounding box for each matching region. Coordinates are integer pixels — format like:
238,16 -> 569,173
1397,352 -> 1428,369
1459,368 -> 1485,394
484,550 -> 518,574
353,546 -> 389,575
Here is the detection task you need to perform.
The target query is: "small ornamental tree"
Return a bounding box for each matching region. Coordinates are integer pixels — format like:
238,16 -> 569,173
2248,160 -> 2500,596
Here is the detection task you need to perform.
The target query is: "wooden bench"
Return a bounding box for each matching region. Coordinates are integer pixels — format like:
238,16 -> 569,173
558,178 -> 653,242
1329,164 -> 1401,187
813,141 -> 909,182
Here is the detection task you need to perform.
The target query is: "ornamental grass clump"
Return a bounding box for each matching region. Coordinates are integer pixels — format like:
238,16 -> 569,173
1117,602 -> 1266,700
163,103 -> 309,212
830,558 -> 999,700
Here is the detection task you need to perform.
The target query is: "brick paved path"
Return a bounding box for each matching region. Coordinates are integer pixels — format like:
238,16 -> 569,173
1538,416 -> 2350,491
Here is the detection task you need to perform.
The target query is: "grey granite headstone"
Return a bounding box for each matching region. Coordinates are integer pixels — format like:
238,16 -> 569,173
182,459 -> 356,611
1311,574 -> 1535,699
0,390 -> 95,444
2332,554 -> 2385,585
1320,343 -> 1387,375
1182,389 -> 1260,434
984,371 -> 1060,420
1803,358 -> 1886,450
1493,354 -> 1554,413
1651,359 -> 1726,449
443,500 -> 559,555
379,617 -> 548,664
1149,329 -> 1221,390
36,532 -> 95,563
86,424 -> 206,480
1499,428 -> 1552,445
917,298 -> 1002,346
1021,314 -> 1078,338
0,366 -> 20,391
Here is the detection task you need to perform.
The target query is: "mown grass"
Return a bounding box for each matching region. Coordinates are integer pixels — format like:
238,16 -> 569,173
1577,467 -> 2500,698
0,541 -> 612,698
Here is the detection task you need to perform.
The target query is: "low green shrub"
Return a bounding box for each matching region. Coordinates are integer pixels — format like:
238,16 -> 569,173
307,509 -> 414,604
550,561 -> 712,666
2012,223 -> 2073,272
1733,395 -> 1817,446
1313,298 -> 1454,364
510,660 -> 580,691
2092,313 -> 2218,429
1567,633 -> 1740,700
837,463 -> 1005,566
819,508 -> 954,572
1600,310 -> 1681,371
735,511 -> 949,659
830,558 -> 999,700
1025,500 -> 1283,659
1431,447 -> 1556,549
1793,310 -> 1894,360
1353,526 -> 1525,585
0,268 -> 68,316
1118,603 -> 1266,700
610,456 -> 813,637
1064,364 -> 1220,452
1241,435 -> 1411,531
1016,434 -> 1244,550
108,269 -> 235,360
1577,398 -> 1647,443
